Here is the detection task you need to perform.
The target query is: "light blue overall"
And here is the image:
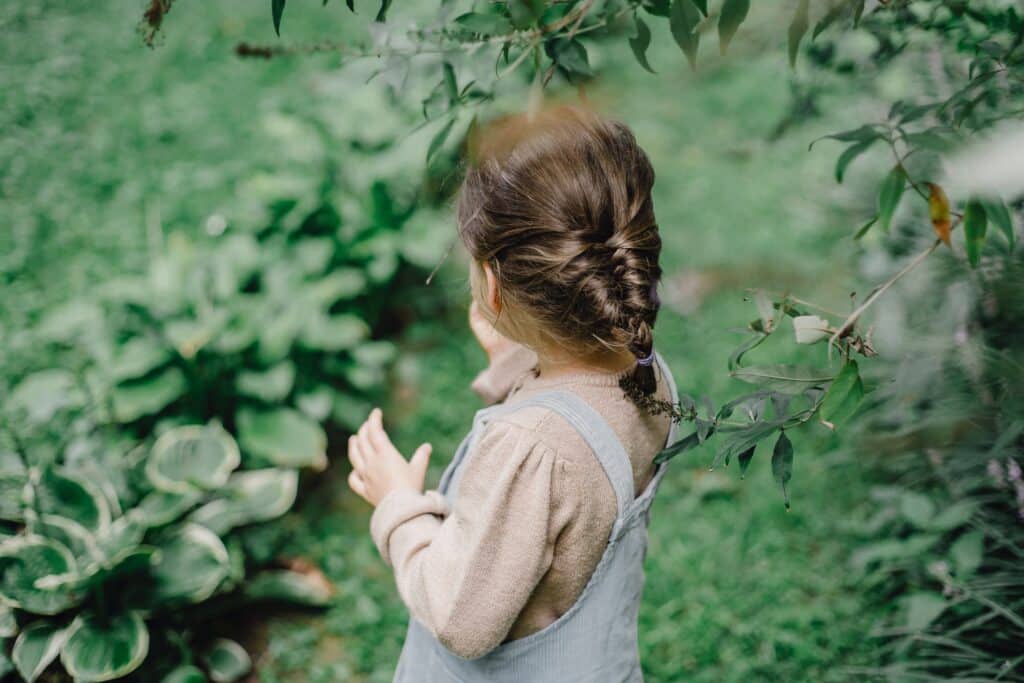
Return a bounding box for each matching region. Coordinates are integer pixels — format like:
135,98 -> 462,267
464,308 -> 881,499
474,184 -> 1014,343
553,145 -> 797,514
393,355 -> 680,683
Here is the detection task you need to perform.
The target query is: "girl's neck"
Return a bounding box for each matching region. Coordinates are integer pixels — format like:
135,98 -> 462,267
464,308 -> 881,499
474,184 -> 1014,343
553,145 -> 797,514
534,346 -> 637,380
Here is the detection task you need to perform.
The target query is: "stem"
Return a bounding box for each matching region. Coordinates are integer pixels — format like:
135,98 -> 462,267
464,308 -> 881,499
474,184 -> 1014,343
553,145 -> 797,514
829,238 -> 942,347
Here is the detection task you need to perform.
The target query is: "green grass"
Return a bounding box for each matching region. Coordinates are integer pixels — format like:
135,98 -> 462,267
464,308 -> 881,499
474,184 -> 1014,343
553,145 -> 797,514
3,3 -> 888,682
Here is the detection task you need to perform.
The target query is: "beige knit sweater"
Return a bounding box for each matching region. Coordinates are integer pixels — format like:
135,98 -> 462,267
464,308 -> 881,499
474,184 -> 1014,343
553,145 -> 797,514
369,344 -> 672,659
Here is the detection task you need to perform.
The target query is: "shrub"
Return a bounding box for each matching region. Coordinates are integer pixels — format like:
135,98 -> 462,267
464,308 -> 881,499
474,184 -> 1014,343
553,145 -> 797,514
0,173 -> 452,680
0,421 -> 326,682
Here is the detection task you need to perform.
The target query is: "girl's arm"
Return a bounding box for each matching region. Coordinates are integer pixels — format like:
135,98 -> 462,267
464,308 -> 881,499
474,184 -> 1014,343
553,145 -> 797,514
369,421 -> 569,659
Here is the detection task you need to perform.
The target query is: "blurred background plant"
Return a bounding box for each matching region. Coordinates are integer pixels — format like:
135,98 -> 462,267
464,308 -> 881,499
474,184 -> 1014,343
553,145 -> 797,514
2,0 -> 1022,681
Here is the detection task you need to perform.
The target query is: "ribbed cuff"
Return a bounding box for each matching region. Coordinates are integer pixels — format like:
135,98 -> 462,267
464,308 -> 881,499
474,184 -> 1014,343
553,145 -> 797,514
470,344 -> 538,405
370,489 -> 449,566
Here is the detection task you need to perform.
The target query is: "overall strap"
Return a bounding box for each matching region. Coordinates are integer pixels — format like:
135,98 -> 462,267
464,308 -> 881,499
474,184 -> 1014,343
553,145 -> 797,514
654,351 -> 681,449
482,390 -> 635,519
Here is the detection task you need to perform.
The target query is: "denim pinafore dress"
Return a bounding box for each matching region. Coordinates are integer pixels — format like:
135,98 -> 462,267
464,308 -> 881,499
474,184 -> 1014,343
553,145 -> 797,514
393,354 -> 680,683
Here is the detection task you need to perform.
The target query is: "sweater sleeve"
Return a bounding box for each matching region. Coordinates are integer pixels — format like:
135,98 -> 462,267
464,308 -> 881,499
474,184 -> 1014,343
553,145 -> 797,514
369,421 -> 567,659
470,344 -> 538,405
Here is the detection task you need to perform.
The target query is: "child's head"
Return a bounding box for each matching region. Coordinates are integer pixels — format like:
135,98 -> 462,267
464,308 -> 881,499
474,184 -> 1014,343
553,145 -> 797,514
457,105 -> 662,400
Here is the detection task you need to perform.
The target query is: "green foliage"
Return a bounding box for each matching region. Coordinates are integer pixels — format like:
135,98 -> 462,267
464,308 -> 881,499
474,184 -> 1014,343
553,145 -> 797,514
0,424 -> 316,681
843,240 -> 1024,680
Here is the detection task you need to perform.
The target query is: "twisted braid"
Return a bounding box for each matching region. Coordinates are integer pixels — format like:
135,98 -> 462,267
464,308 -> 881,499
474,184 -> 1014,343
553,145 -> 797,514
458,105 -> 677,417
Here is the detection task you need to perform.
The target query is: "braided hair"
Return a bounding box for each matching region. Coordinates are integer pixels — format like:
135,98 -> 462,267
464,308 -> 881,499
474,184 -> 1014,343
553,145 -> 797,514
458,105 -> 678,417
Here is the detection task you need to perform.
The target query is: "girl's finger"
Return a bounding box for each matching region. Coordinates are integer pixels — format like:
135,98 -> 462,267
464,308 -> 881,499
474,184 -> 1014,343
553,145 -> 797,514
357,420 -> 376,463
347,435 -> 365,471
367,408 -> 398,456
348,470 -> 368,499
409,443 -> 433,488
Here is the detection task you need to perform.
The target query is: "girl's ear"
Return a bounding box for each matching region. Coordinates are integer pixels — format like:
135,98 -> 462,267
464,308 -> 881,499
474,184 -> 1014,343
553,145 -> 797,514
482,261 -> 501,314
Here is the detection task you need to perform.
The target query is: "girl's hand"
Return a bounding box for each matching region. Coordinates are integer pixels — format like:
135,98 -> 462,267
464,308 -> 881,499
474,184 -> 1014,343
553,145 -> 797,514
469,300 -> 517,362
347,408 -> 432,507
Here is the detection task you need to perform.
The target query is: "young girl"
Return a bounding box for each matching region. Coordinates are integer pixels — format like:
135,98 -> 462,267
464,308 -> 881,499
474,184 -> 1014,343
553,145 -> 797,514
346,106 -> 680,682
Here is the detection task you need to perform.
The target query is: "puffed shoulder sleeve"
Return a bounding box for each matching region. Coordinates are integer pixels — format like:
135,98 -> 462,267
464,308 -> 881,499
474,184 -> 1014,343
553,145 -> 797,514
470,344 -> 538,405
369,420 -> 569,660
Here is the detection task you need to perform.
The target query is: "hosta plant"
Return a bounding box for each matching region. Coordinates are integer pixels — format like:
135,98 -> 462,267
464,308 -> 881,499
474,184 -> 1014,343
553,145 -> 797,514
0,423 -> 329,682
31,179 -> 447,463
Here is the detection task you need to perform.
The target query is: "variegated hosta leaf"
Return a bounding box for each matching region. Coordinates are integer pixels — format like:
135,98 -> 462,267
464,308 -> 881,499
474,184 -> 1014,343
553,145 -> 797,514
146,425 -> 241,494
132,489 -> 203,528
0,536 -> 80,615
91,517 -> 146,572
30,517 -> 151,593
12,621 -> 67,683
203,638 -> 251,683
61,611 -> 149,682
161,664 -> 207,683
26,514 -> 101,566
9,369 -> 83,424
28,468 -> 111,533
0,604 -> 17,638
149,524 -> 230,603
189,469 -> 299,535
0,472 -> 27,522
236,408 -> 327,469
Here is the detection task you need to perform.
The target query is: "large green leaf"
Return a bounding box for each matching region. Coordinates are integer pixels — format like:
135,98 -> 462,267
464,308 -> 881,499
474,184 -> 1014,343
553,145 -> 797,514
669,0 -> 701,69
928,500 -> 977,532
453,12 -> 513,35
717,0 -> 749,55
204,638 -> 251,683
9,370 -> 82,423
236,408 -> 327,469
12,621 -> 66,682
0,472 -> 27,522
771,431 -> 794,509
61,611 -> 149,682
949,530 -> 984,579
236,362 -> 295,403
787,0 -> 810,67
189,468 -> 299,535
109,337 -> 171,383
0,604 -> 17,638
272,0 -> 286,35
149,524 -> 230,603
818,360 -> 864,428
26,515 -> 99,568
0,536 -> 80,615
146,425 -> 241,494
900,492 -> 935,528
628,15 -> 655,73
905,592 -> 946,631
110,367 -> 187,423
132,489 -> 203,528
963,199 -> 988,268
877,164 -> 905,233
31,468 -> 111,532
299,314 -> 368,352
304,269 -> 366,304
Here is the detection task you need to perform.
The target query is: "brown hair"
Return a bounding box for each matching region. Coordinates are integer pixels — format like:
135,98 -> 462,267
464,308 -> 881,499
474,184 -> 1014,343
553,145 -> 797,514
457,105 -> 667,412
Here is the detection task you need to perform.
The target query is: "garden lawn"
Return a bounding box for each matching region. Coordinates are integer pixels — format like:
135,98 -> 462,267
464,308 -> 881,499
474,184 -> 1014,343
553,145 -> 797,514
3,3 -> 888,682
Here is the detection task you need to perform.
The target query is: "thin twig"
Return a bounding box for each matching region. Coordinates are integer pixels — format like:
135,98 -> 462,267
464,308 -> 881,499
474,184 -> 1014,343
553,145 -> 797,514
829,238 -> 942,347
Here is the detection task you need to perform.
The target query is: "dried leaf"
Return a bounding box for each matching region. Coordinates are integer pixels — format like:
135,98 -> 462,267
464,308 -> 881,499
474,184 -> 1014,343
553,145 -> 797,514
926,183 -> 951,246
